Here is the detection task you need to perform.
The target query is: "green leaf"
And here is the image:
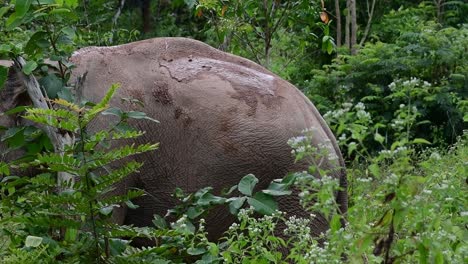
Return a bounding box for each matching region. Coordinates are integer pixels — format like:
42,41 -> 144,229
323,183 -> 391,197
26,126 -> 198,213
6,13 -> 22,30
65,0 -> 79,8
0,6 -> 10,19
24,31 -> 49,55
108,238 -> 130,256
22,61 -> 38,75
228,197 -> 247,214
14,0 -> 32,17
0,162 -> 9,176
4,105 -> 30,115
412,138 -> 431,145
197,193 -> 226,206
64,228 -> 78,242
262,182 -> 292,196
368,163 -> 380,177
330,214 -> 342,231
187,247 -> 206,256
326,42 -> 333,54
125,200 -> 139,209
39,74 -> 63,98
99,205 -> 114,216
238,174 -> 258,196
187,206 -> 203,219
49,8 -> 71,15
126,111 -> 159,123
25,236 -> 43,247
417,243 -> 428,264
247,192 -> 277,215
374,132 -> 385,144
0,66 -> 8,90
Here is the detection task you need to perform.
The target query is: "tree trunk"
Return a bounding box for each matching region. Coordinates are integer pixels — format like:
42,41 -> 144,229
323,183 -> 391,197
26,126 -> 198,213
344,0 -> 350,49
433,0 -> 444,24
13,57 -> 75,193
349,0 -> 357,55
335,0 -> 342,47
142,0 -> 152,34
359,0 -> 376,46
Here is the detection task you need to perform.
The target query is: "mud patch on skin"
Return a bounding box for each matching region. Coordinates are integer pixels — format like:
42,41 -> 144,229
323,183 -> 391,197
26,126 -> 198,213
152,81 -> 172,105
174,107 -> 193,127
230,89 -> 258,116
160,57 -> 275,94
160,57 -> 284,113
128,89 -> 145,105
222,141 -> 240,154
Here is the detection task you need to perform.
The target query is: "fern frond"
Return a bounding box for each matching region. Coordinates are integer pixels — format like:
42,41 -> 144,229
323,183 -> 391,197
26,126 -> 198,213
83,143 -> 158,170
24,108 -> 79,132
52,98 -> 83,113
82,83 -> 120,126
91,161 -> 143,193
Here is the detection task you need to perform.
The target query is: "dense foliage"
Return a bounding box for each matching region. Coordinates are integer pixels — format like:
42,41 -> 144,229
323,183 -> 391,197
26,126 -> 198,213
0,0 -> 466,263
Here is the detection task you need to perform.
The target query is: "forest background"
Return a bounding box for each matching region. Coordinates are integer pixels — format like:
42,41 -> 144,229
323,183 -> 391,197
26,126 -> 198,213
0,0 -> 466,263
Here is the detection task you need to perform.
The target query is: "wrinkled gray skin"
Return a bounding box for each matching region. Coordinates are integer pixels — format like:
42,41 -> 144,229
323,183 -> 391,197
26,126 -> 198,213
0,38 -> 347,241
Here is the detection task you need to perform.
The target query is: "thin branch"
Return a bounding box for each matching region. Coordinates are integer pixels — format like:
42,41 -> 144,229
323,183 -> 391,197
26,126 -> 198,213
359,0 -> 376,45
13,57 -> 75,193
112,0 -> 126,28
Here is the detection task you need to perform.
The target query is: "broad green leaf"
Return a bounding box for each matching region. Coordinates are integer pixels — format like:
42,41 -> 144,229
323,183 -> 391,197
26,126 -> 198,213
247,192 -> 277,215
102,107 -> 124,117
412,138 -> 431,145
24,31 -> 49,55
108,238 -> 130,256
6,13 -> 23,30
39,74 -> 63,98
197,193 -> 226,206
126,111 -> 159,123
0,162 -> 9,176
1,127 -> 24,141
330,214 -> 342,231
238,174 -> 258,196
22,61 -> 37,75
186,206 -> 203,219
262,182 -> 291,196
187,247 -> 206,256
65,0 -> 79,8
125,200 -> 139,209
374,132 -> 385,144
228,196 -> 247,214
280,173 -> 296,186
152,214 -> 167,229
0,6 -> 10,19
417,243 -> 428,264
49,8 -> 71,15
368,163 -> 380,177
4,106 -> 30,115
99,205 -> 114,216
326,42 -> 333,54
0,66 -> 8,90
61,26 -> 76,39
14,0 -> 32,17
25,236 -> 43,247
64,228 -> 78,242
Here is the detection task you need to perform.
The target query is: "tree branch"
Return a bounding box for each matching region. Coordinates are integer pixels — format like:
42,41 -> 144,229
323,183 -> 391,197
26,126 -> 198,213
13,57 -> 75,192
359,0 -> 376,45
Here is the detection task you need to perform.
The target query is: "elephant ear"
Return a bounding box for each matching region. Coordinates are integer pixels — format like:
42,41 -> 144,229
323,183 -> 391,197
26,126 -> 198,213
0,65 -> 28,112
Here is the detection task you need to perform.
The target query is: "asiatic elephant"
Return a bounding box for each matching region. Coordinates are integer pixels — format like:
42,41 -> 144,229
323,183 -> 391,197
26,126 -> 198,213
0,37 -> 347,240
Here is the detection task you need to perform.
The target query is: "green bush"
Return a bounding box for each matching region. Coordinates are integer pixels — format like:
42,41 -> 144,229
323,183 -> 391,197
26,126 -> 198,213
304,21 -> 467,149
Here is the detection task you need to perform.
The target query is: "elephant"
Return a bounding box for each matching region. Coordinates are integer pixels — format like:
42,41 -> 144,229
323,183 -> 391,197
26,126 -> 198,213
0,37 -> 347,241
